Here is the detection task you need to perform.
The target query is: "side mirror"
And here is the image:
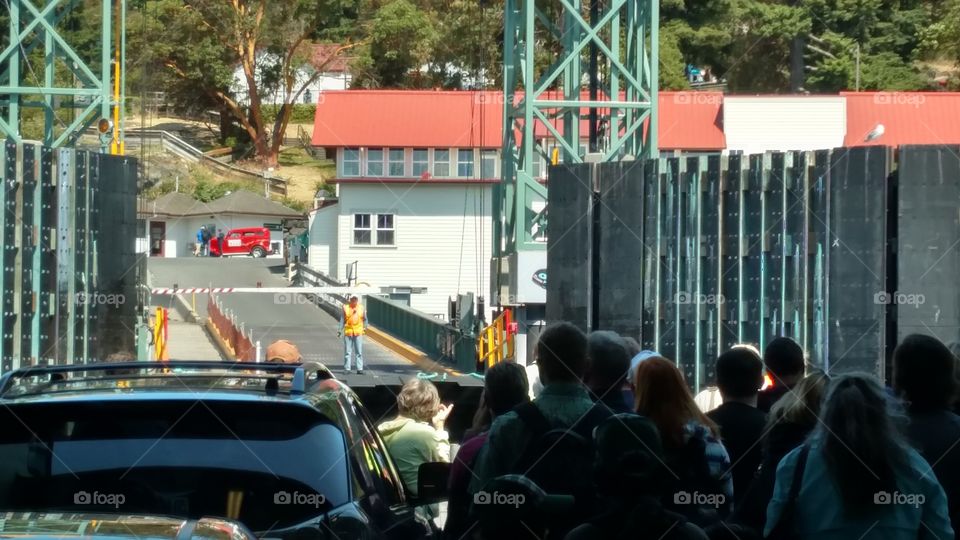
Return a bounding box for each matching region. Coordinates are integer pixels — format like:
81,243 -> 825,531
414,461 -> 450,505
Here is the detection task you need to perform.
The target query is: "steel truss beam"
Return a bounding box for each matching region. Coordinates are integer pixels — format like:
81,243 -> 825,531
0,0 -> 124,152
496,0 -> 658,262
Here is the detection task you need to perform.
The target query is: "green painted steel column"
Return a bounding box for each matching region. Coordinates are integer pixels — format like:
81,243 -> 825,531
8,0 -> 20,136
44,7 -> 55,146
100,0 -> 112,153
646,0 -> 659,159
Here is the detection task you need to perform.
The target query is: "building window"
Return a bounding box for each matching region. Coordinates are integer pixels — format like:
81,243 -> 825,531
377,214 -> 395,245
434,149 -> 450,177
481,150 -> 497,179
353,213 -> 395,246
413,149 -> 429,177
457,149 -> 475,177
342,148 -> 360,177
367,148 -> 384,176
388,149 -> 405,177
353,214 -> 371,245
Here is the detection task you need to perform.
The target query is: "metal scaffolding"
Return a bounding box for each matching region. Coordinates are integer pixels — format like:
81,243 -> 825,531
494,0 -> 658,312
0,0 -> 124,152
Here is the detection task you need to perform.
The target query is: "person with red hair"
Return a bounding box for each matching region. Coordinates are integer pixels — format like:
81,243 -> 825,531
634,356 -> 733,528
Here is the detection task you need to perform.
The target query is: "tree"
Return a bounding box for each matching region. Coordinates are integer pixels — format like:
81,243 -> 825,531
139,0 -> 361,166
351,0 -> 436,87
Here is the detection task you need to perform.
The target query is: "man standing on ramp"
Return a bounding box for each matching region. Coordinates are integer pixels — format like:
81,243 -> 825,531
338,295 -> 367,374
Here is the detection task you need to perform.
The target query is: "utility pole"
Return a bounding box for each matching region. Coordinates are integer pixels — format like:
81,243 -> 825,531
855,42 -> 861,92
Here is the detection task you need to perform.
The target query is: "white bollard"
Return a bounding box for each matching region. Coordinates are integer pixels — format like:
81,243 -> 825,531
255,340 -> 262,362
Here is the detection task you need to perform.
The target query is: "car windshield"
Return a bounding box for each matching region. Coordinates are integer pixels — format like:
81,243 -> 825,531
0,400 -> 349,532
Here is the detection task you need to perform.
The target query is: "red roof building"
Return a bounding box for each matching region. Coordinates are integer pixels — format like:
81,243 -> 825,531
843,92 -> 960,147
311,90 -> 726,185
311,90 -> 726,152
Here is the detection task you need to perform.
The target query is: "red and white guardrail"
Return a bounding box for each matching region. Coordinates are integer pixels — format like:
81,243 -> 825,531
151,286 -> 377,295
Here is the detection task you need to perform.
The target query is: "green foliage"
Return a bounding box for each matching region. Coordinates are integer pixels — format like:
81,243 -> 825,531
660,26 -> 691,90
314,180 -> 337,197
189,166 -> 261,202
261,104 -> 317,124
279,197 -> 310,212
144,180 -> 178,201
130,0 -> 363,163
353,0 -> 437,87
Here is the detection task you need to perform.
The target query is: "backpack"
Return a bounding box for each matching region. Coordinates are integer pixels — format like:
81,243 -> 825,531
511,402 -> 611,495
662,431 -> 729,527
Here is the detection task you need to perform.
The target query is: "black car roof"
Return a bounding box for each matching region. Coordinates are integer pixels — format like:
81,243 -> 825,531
0,361 -> 346,403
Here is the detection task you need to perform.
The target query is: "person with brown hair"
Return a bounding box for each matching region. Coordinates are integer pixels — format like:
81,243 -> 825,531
633,356 -> 733,527
378,378 -> 453,497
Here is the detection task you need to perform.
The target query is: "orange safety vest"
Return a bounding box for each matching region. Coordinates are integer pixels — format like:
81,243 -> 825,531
343,304 -> 365,336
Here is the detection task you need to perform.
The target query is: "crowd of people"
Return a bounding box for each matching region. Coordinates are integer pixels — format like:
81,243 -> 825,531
194,225 -> 224,257
376,323 -> 960,539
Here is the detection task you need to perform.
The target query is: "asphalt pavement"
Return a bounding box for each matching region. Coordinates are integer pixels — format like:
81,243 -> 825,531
147,257 -> 425,386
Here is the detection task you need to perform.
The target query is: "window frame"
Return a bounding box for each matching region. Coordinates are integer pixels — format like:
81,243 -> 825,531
433,149 -> 450,178
342,148 -> 360,177
352,213 -> 372,246
387,148 -> 405,177
481,150 -> 497,179
366,148 -> 385,177
351,213 -> 396,247
412,149 -> 429,178
376,214 -> 395,246
457,149 -> 475,178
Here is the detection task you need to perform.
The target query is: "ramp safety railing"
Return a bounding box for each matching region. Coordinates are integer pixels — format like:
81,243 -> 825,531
477,309 -> 514,369
207,294 -> 257,361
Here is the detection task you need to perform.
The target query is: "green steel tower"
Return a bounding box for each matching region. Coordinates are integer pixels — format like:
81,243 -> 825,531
0,0 -> 125,152
493,0 -> 658,362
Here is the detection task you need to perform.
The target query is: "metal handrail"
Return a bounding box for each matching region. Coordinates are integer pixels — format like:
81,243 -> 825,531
125,129 -> 289,197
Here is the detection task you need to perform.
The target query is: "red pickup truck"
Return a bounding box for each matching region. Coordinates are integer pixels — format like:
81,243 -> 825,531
210,227 -> 272,258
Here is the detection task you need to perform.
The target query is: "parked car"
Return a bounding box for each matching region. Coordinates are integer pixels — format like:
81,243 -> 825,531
0,513 -> 257,540
212,227 -> 272,258
0,361 -> 449,540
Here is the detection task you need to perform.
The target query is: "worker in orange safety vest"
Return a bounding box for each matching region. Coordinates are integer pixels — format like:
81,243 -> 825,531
338,295 -> 368,374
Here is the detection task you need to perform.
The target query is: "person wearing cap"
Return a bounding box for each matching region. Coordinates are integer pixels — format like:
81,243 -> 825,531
266,339 -> 301,363
338,295 -> 367,374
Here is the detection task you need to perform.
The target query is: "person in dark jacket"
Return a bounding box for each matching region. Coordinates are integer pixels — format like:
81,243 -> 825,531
894,334 -> 960,534
707,346 -> 767,505
585,331 -> 634,414
445,361 -> 529,540
565,414 -> 709,540
732,371 -> 829,533
757,337 -> 805,412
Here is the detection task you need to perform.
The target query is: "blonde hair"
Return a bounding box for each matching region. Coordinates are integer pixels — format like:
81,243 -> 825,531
397,379 -> 441,423
768,371 -> 829,427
